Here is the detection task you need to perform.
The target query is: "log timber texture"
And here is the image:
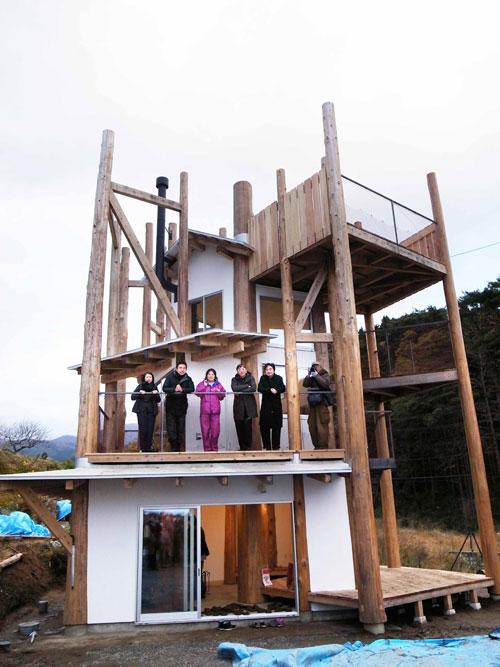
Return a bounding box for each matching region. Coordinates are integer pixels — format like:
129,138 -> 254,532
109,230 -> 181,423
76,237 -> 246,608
64,481 -> 89,625
178,172 -> 189,336
76,130 -> 114,458
322,102 -> 386,626
365,312 -> 401,568
428,172 -> 500,594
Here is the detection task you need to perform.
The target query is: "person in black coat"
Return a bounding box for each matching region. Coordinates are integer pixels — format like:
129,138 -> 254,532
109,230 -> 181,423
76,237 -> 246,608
231,363 -> 257,451
258,363 -> 286,450
131,372 -> 161,452
162,362 -> 195,452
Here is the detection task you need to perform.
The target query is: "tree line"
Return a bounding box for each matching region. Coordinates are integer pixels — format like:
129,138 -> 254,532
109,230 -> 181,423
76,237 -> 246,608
361,278 -> 500,531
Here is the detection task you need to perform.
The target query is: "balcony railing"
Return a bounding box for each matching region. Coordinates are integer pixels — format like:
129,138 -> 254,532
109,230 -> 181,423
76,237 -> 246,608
97,390 -> 390,455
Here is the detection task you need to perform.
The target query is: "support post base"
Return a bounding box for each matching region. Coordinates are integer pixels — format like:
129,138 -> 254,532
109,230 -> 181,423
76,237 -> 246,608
468,602 -> 481,611
413,616 -> 427,625
444,609 -> 456,616
363,622 -> 385,635
490,594 -> 500,602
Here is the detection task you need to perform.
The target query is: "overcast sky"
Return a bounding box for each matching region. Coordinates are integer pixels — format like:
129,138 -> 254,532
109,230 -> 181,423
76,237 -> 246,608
1,0 -> 498,438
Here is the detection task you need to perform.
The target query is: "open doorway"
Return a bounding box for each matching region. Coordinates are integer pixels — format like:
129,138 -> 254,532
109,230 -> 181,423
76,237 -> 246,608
137,502 -> 297,623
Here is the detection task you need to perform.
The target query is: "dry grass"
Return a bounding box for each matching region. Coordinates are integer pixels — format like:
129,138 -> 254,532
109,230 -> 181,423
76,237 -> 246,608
376,519 -> 500,572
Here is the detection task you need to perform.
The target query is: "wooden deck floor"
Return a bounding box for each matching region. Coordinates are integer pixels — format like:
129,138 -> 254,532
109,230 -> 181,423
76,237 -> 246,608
86,449 -> 345,464
308,566 -> 494,609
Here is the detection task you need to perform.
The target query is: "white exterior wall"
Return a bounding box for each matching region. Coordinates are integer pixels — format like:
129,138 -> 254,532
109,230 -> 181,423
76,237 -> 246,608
304,476 -> 356,610
87,475 -> 293,624
187,246 -> 234,329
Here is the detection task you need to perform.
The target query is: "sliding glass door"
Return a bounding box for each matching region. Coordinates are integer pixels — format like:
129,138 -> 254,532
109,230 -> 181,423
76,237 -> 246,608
138,507 -> 200,622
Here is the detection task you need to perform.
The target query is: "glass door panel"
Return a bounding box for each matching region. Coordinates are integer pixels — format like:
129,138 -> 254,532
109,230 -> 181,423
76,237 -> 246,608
138,507 -> 200,621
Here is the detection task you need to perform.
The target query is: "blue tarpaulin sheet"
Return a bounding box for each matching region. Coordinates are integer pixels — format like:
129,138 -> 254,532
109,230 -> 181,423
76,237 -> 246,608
57,499 -> 72,520
0,510 -> 50,537
218,635 -> 500,665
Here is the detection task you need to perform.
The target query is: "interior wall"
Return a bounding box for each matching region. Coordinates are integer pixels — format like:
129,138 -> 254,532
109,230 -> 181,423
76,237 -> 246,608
200,505 -> 225,583
275,503 -> 294,566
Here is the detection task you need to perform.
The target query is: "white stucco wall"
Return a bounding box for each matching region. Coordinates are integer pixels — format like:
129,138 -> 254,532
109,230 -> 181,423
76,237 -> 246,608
187,245 -> 234,330
87,475 -> 293,624
304,475 -> 355,600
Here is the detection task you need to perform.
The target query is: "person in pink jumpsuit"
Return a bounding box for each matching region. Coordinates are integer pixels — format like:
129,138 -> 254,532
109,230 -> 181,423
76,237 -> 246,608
195,368 -> 226,451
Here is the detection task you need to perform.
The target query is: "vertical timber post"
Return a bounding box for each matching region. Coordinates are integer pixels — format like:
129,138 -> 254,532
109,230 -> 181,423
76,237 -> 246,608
276,169 -> 301,451
142,222 -> 153,347
115,247 -> 130,450
178,172 -> 189,336
224,505 -> 238,584
323,102 -> 386,630
365,312 -> 401,568
293,476 -> 311,612
64,481 -> 89,625
233,181 -> 259,448
428,172 -> 500,594
76,130 -> 114,459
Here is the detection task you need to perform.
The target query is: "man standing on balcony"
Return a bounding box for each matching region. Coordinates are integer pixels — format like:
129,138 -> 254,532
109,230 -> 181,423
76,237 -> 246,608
162,361 -> 195,452
303,362 -> 333,449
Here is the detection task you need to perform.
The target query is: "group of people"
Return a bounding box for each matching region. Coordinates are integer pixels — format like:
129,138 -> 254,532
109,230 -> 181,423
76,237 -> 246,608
131,360 -> 333,453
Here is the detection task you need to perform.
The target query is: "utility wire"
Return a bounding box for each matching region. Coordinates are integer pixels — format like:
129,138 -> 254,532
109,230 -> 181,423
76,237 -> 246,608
451,240 -> 500,258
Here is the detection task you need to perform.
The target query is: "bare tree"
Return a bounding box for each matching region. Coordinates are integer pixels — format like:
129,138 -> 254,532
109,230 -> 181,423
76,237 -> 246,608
0,420 -> 49,453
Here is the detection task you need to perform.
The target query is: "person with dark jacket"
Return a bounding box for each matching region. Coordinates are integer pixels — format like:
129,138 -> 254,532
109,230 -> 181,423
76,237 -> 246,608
258,363 -> 286,450
162,362 -> 195,452
231,364 -> 258,451
131,372 -> 161,452
303,362 -> 333,449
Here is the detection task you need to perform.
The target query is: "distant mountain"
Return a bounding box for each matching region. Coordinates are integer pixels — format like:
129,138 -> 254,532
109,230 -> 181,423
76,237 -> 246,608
25,435 -> 76,461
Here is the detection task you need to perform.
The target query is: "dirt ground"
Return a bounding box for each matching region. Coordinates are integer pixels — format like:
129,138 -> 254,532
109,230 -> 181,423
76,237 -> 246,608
1,588 -> 500,666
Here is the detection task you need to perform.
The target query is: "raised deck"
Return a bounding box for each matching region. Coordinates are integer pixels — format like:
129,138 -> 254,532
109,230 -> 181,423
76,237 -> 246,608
86,449 -> 346,464
307,566 -> 494,609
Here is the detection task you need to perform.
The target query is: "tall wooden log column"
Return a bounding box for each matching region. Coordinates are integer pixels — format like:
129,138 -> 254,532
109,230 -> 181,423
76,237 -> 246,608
233,181 -> 259,448
141,222 -> 153,347
224,505 -> 238,584
64,481 -> 89,625
365,312 -> 401,568
102,225 -> 121,453
323,102 -> 386,630
276,170 -> 301,451
76,130 -> 114,459
237,504 -> 267,603
178,172 -> 189,336
428,172 -> 500,594
293,476 -> 311,611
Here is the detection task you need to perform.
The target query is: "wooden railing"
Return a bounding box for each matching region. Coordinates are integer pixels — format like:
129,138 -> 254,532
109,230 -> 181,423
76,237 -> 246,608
400,223 -> 442,263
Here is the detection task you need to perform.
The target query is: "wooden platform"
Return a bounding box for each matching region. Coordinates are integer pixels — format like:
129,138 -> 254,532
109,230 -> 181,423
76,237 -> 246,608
262,577 -> 296,600
307,566 -> 494,609
86,449 -> 346,464
362,369 -> 458,400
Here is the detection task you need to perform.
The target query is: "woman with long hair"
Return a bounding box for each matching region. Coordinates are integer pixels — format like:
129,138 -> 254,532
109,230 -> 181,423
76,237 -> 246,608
131,372 -> 161,452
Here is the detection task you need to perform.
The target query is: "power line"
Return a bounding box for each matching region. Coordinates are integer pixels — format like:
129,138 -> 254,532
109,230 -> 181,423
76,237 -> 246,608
451,240 -> 500,258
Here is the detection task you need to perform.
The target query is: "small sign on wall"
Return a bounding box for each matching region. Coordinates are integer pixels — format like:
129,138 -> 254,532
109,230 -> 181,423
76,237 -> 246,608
262,568 -> 272,587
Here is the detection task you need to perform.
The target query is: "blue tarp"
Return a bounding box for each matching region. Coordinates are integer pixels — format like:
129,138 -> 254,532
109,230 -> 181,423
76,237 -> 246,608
57,499 -> 72,520
218,635 -> 500,665
0,510 -> 50,537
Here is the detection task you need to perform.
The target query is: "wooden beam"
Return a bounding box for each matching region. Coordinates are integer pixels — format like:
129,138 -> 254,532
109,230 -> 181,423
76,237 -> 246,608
277,169 -> 301,452
0,553 -> 22,570
428,172 -> 500,594
191,340 -> 244,362
178,172 -> 189,335
142,222 -> 153,347
108,209 -> 120,249
111,181 -> 182,212
151,321 -> 163,336
365,312 -> 401,569
64,481 -> 88,626
293,476 -> 311,611
224,505 -> 238,584
238,504 -> 267,603
307,473 -> 332,483
296,332 -> 333,343
109,191 -> 181,336
323,102 -> 385,627
256,475 -> 273,484
128,280 -> 145,288
295,266 -> 327,332
101,360 -> 173,384
217,243 -> 252,256
13,484 -> 72,554
236,340 -> 268,358
217,246 -> 234,261
65,480 -> 86,491
217,476 -> 229,486
76,129 -> 114,458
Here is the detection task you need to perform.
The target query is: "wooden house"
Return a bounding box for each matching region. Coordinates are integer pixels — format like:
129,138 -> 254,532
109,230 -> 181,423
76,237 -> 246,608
1,102 -> 499,635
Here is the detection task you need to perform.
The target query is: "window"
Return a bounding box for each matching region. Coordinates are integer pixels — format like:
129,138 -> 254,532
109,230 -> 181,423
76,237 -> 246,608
189,292 -> 223,333
259,296 -> 311,345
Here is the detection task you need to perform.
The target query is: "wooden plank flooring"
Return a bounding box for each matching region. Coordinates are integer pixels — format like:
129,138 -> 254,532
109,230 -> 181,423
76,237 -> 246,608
86,450 -> 296,464
307,566 -> 494,609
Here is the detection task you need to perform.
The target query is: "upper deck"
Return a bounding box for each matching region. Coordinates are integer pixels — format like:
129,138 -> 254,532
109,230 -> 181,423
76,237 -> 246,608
248,169 -> 445,314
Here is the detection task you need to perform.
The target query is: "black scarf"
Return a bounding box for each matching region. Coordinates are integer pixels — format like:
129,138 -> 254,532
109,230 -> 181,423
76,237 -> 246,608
140,380 -> 156,392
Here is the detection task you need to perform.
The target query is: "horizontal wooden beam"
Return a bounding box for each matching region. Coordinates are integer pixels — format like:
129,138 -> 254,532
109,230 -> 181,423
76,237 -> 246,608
128,280 -> 145,288
11,484 -> 73,554
65,480 -> 86,491
235,340 -> 268,358
307,473 -> 332,483
101,360 -> 173,384
192,340 -> 244,362
111,182 -> 182,212
296,333 -> 333,343
109,191 -> 181,336
216,243 -> 252,257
